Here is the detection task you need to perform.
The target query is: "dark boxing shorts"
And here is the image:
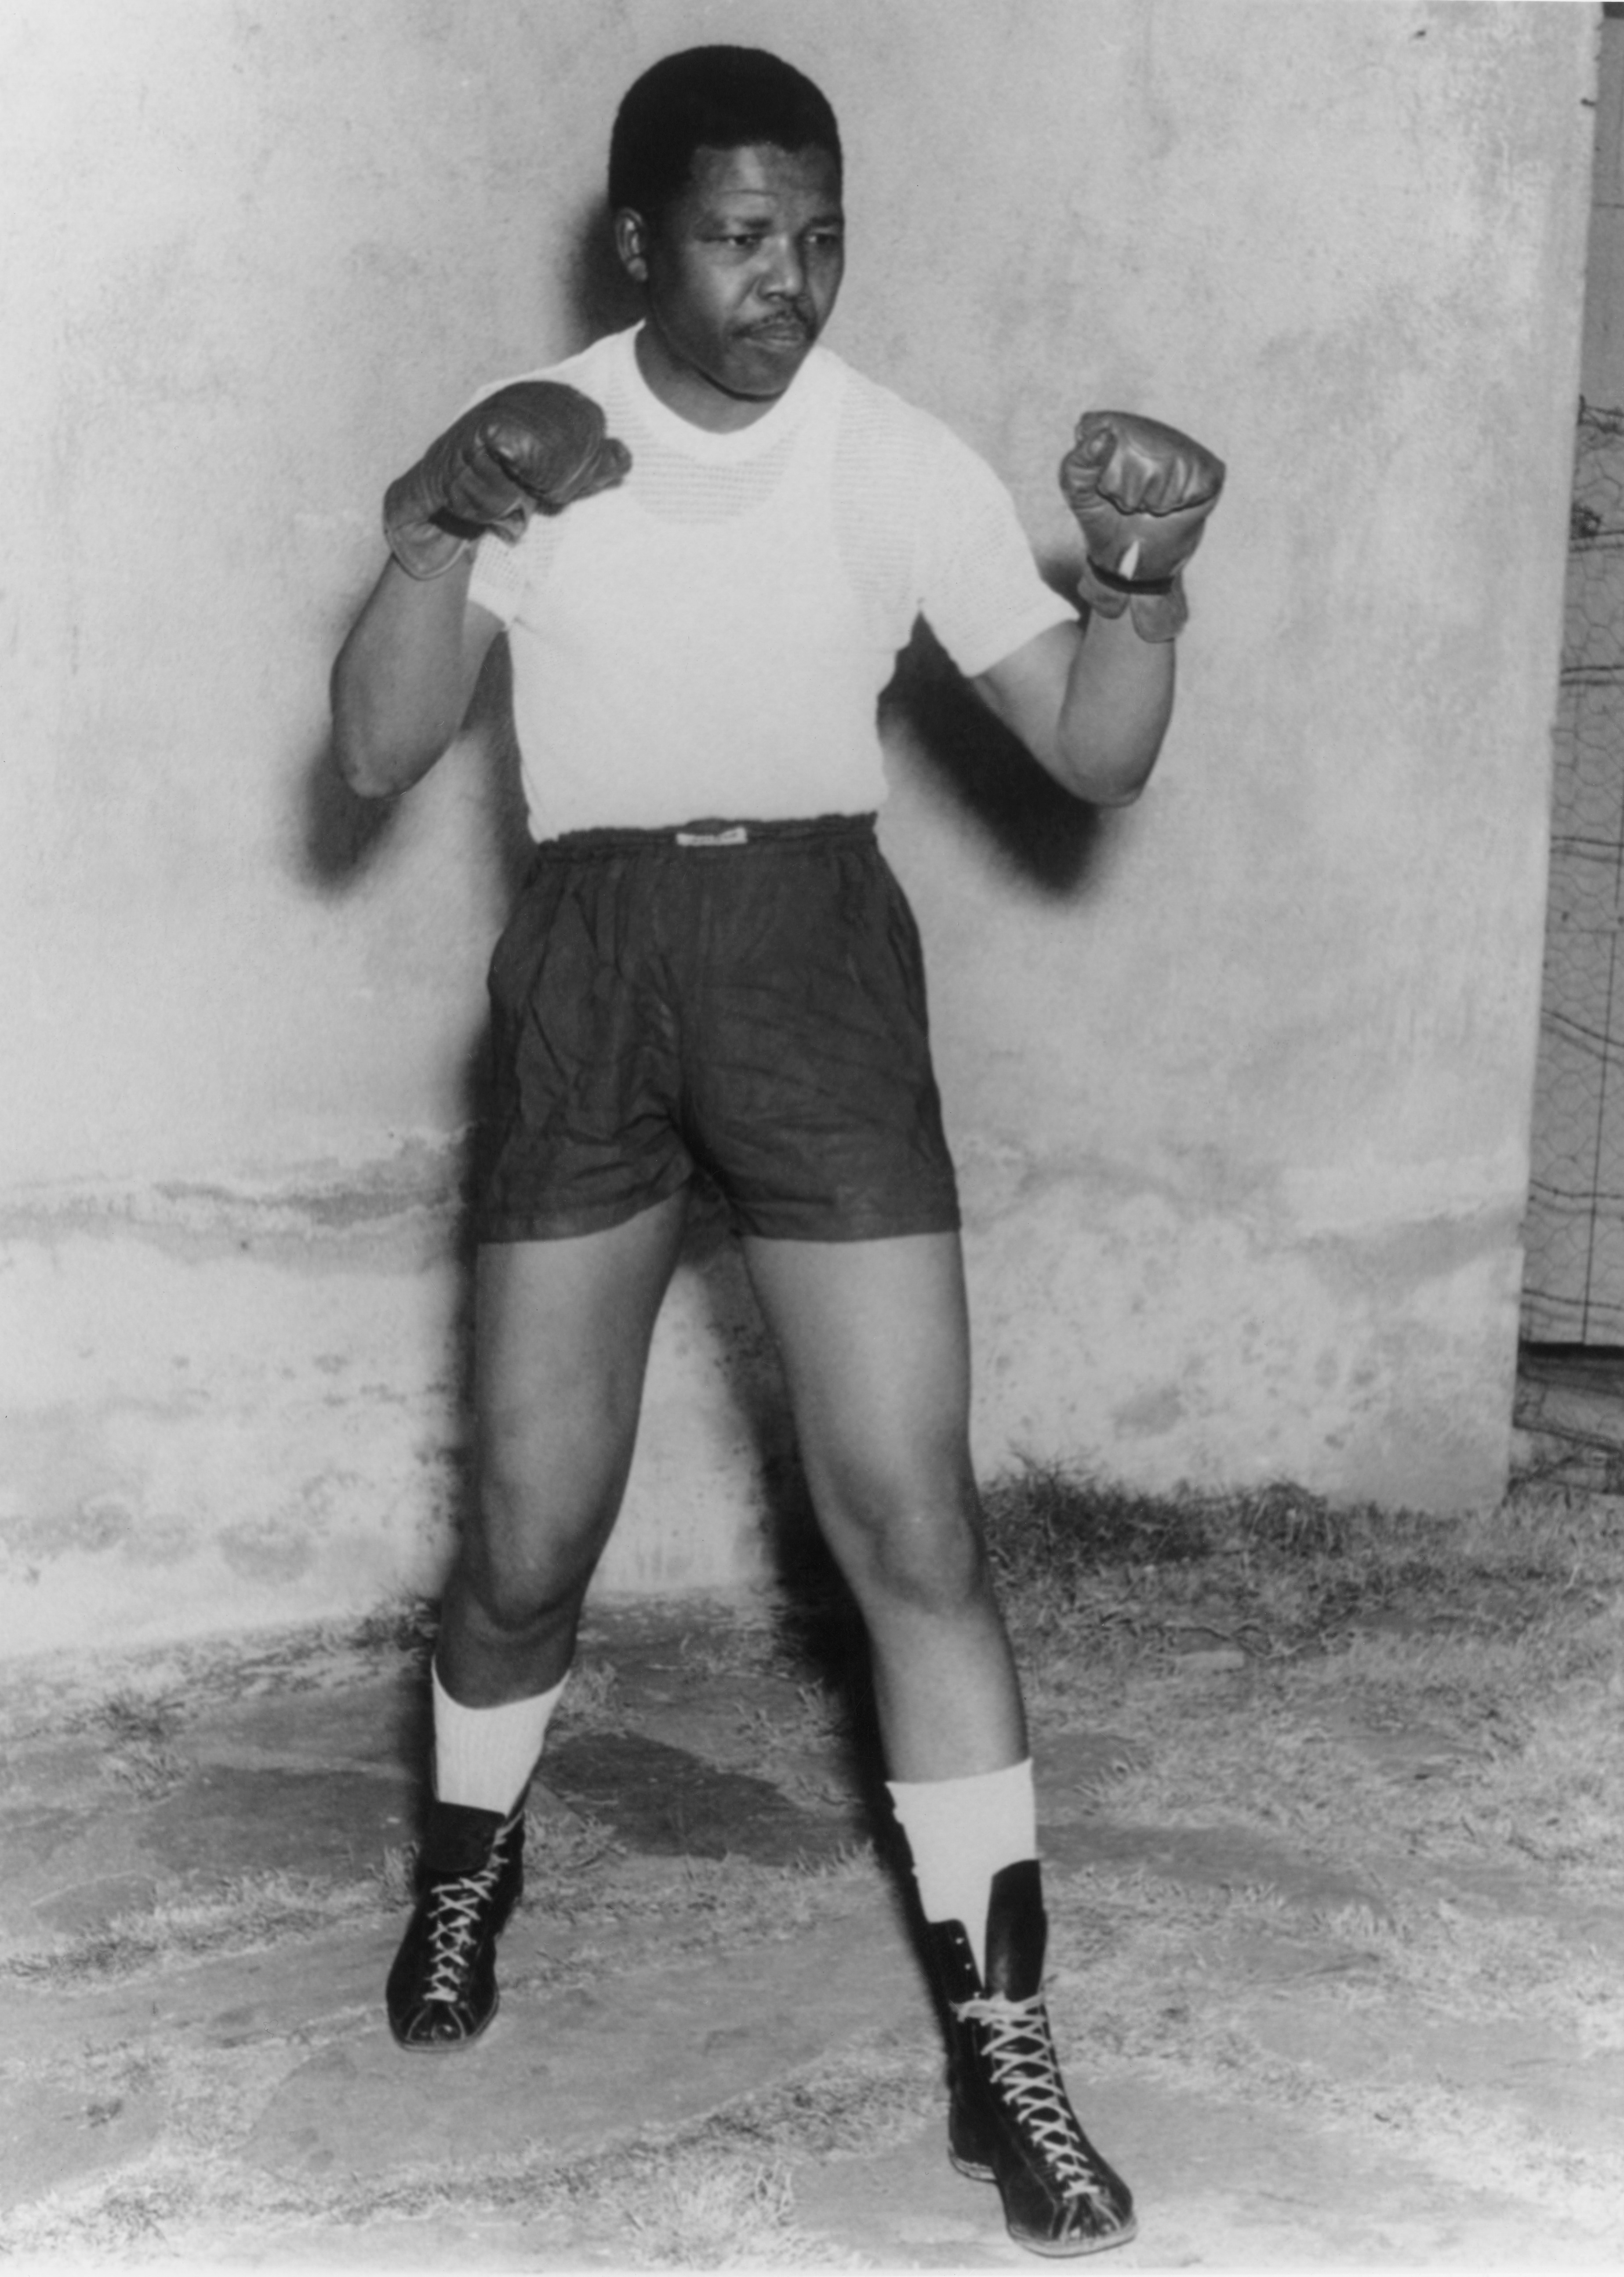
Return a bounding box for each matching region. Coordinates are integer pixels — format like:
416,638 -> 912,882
477,814 -> 961,1244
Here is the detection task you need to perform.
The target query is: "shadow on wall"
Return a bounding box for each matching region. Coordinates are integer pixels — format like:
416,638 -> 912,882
559,191 -> 644,352
297,636 -> 533,899
881,576 -> 1110,899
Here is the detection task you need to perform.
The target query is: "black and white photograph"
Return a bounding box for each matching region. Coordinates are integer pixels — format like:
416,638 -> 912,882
0,2 -> 1619,2267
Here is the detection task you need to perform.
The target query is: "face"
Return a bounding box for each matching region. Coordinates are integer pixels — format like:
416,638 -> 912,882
616,142 -> 845,431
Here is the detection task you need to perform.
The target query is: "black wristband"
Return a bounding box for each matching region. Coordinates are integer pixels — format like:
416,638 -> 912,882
1086,556 -> 1178,597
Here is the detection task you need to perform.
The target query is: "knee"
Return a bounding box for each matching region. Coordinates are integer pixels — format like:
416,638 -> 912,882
458,1535 -> 581,1644
454,1525 -> 581,1649
833,1473 -> 995,1621
466,1424 -> 612,1639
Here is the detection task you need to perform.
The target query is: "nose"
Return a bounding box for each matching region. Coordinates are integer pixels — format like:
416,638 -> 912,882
762,232 -> 806,301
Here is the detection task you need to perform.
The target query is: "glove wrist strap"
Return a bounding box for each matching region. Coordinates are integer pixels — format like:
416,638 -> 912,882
1084,555 -> 1179,596
1077,557 -> 1188,644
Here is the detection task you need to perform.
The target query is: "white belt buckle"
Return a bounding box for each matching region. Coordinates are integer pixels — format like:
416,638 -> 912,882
675,825 -> 749,847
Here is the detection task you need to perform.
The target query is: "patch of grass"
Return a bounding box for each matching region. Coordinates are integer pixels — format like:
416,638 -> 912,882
981,1462 -> 1624,1689
725,1676 -> 855,1789
73,2174 -> 194,2250
97,1686 -> 191,1801
1304,1886 -> 1624,2041
521,1806 -> 625,1904
0,1871 -> 383,1988
0,1616 -> 430,1750
608,2156 -> 852,2268
0,2040 -> 924,2266
552,1659 -> 628,1734
101,1689 -> 183,1746
104,1738 -> 189,1801
1467,1656 -> 1624,1875
375,1839 -> 416,1912
696,2040 -> 940,2164
1022,1604 -> 1620,1885
0,2147 -> 284,2262
1040,1865 -> 1624,2234
671,1613 -> 791,1685
344,1595 -> 440,1660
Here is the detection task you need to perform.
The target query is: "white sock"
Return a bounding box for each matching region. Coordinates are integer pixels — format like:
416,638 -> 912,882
431,1663 -> 569,1817
887,1759 -> 1038,1980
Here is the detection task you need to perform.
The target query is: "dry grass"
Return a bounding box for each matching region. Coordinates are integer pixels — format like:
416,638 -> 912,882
4,1458 -> 1623,2265
981,1463 -> 1623,1787
587,2154 -> 857,2268
0,2031 -> 928,2266
551,1656 -> 629,1734
981,1463 -> 1621,1667
0,1870 -> 385,1989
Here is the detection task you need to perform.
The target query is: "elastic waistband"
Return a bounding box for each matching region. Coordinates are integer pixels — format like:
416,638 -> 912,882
533,813 -> 878,861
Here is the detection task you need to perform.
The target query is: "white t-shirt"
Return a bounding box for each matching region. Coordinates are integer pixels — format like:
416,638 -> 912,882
468,325 -> 1072,842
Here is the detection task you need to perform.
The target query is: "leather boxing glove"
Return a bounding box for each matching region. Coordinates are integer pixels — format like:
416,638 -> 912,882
1059,411 -> 1225,642
383,381 -> 632,579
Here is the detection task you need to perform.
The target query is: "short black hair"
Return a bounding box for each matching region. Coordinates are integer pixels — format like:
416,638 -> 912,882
608,45 -> 842,222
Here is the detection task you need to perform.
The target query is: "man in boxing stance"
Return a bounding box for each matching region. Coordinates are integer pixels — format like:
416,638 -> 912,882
331,44 -> 1222,2256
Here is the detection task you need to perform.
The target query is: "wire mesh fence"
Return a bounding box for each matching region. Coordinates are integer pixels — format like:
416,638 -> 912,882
1523,401 -> 1624,1343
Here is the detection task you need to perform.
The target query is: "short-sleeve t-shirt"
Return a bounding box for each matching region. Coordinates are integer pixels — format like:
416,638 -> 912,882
468,325 -> 1072,842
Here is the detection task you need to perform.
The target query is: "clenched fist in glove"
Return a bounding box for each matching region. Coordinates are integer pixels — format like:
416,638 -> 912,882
1059,412 -> 1225,643
383,382 -> 632,579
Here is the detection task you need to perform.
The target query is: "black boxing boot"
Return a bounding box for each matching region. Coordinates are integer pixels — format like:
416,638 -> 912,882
924,1859 -> 1136,2256
385,1800 -> 525,2051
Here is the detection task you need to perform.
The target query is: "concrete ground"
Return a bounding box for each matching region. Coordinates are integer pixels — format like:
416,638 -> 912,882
0,1360 -> 1621,2270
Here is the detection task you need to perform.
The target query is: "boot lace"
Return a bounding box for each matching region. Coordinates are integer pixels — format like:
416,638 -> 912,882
954,1991 -> 1111,2201
420,1836 -> 509,2003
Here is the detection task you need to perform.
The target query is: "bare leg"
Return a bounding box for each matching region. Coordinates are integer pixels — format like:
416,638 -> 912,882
386,1196 -> 687,2052
741,1229 -> 1025,1781
744,1232 -> 1137,2252
437,1191 -> 689,1706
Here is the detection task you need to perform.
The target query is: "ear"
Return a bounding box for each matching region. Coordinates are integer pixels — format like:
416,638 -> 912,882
613,208 -> 650,285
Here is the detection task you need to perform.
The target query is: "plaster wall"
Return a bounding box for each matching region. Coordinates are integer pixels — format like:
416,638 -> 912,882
0,1 -> 1597,1657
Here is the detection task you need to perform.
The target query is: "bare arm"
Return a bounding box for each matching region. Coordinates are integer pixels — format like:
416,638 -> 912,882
977,407 -> 1222,804
972,612 -> 1174,807
331,556 -> 502,799
331,379 -> 631,799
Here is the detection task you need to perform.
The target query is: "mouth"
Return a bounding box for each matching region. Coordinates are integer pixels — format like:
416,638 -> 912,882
742,316 -> 813,349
